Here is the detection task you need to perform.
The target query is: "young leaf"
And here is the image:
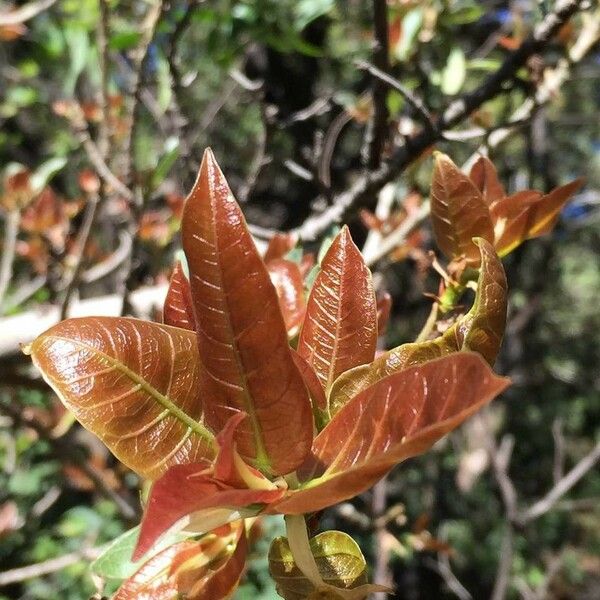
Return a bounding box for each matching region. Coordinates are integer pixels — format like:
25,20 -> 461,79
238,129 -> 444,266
26,317 -> 215,479
297,226 -> 377,393
271,353 -> 509,515
492,179 -> 584,256
182,149 -> 313,476
431,152 -> 494,263
328,238 -> 506,414
291,350 -> 329,430
267,258 -> 307,337
264,232 -> 298,262
163,260 -> 196,331
269,530 -> 387,600
135,463 -> 285,560
469,156 -> 506,205
116,525 -> 247,600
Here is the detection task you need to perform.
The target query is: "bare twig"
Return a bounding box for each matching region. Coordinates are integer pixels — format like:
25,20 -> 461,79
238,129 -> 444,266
518,440 -> 600,525
357,60 -> 434,130
491,525 -> 514,600
59,192 -> 101,319
0,399 -> 138,520
0,209 -> 19,314
364,0 -> 390,169
371,477 -> 392,599
294,0 -> 586,240
0,0 -> 58,26
552,418 -> 566,484
0,545 -> 102,587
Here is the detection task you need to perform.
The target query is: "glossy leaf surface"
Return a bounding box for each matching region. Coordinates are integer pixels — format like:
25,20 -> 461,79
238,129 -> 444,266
182,148 -> 312,476
264,232 -> 298,262
267,258 -> 306,337
297,226 -> 377,393
492,179 -> 583,256
269,530 -> 386,600
469,156 -> 506,205
291,350 -> 329,430
272,353 -> 509,515
116,524 -> 246,600
135,463 -> 284,560
431,152 -> 494,262
328,238 -> 506,414
163,261 -> 196,331
27,317 -> 215,480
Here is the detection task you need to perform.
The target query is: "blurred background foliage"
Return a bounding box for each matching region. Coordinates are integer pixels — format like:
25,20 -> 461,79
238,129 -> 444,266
0,0 -> 599,598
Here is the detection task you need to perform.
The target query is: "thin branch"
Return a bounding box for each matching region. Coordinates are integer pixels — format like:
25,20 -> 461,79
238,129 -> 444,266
294,0 -> 586,240
0,399 -> 138,521
0,210 -> 19,314
59,192 -> 101,319
490,525 -> 514,600
364,0 -> 390,169
0,0 -> 57,26
0,545 -> 102,587
518,440 -> 600,524
356,60 -> 434,130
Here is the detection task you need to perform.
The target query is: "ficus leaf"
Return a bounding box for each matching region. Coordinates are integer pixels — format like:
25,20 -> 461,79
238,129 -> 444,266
431,152 -> 494,263
297,226 -> 377,393
181,148 -> 313,477
269,530 -> 383,600
163,260 -> 196,331
26,317 -> 215,480
271,352 -> 509,515
328,238 -> 506,415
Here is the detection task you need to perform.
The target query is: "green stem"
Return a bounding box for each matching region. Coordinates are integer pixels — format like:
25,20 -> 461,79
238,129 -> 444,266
284,515 -> 324,590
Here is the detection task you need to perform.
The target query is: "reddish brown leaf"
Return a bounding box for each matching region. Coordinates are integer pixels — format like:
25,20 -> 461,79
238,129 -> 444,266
135,463 -> 285,560
163,261 -> 196,331
26,317 -> 215,480
264,232 -> 297,262
376,292 -> 393,337
431,152 -> 494,263
328,239 -> 506,414
181,149 -> 313,477
117,525 -> 246,600
267,259 -> 306,337
492,179 -> 583,256
297,226 -> 377,393
291,350 -> 329,429
271,353 -> 509,514
469,156 -> 506,206
0,502 -> 20,537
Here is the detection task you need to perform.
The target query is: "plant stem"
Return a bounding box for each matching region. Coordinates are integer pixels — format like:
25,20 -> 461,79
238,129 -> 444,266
284,514 -> 323,589
0,209 -> 20,315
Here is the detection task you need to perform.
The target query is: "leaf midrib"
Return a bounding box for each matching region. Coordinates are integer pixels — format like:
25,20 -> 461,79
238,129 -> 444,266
41,334 -> 215,444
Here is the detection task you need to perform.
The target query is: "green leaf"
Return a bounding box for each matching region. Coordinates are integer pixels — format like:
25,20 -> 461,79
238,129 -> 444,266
109,31 -> 142,51
268,531 -> 371,600
150,137 -> 180,191
441,47 -> 466,95
91,526 -> 192,580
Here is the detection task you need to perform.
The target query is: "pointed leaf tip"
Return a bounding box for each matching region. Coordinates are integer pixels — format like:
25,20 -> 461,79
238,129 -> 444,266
298,226 -> 377,394
182,151 -> 313,476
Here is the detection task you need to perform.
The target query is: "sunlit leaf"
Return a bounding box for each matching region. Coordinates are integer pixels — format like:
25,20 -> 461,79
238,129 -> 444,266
376,292 -> 392,337
163,261 -> 196,331
469,156 -> 506,206
272,353 -> 509,515
431,152 -> 494,263
135,463 -> 285,560
264,232 -> 298,262
267,258 -> 307,337
297,226 -> 377,393
441,47 -> 466,95
116,524 -> 246,600
269,530 -> 387,600
328,239 -> 506,414
182,149 -> 313,476
291,350 -> 329,430
492,179 -> 584,256
26,317 -> 215,480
